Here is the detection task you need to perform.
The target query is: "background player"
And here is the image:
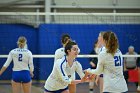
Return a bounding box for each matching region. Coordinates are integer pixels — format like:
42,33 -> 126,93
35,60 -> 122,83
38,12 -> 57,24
54,34 -> 71,62
89,40 -> 98,93
95,31 -> 106,93
0,36 -> 34,93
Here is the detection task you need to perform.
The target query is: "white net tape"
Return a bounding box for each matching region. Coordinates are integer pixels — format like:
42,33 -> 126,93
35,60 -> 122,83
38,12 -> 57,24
0,55 -> 140,58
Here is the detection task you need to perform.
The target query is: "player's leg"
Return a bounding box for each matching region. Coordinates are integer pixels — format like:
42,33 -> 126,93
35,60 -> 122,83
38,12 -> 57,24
11,80 -> 21,93
22,81 -> 32,93
61,89 -> 70,93
12,71 -> 22,93
20,70 -> 32,93
99,76 -> 103,93
68,84 -> 76,93
89,81 -> 94,93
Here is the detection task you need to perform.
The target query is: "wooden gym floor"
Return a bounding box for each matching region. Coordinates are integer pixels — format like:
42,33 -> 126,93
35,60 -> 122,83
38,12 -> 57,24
0,82 -> 139,93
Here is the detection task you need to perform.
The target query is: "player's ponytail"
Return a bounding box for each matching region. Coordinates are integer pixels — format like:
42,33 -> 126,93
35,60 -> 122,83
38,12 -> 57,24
103,31 -> 119,56
61,34 -> 70,44
17,36 -> 27,48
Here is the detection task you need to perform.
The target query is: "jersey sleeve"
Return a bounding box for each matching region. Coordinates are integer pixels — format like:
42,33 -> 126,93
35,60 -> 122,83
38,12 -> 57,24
28,51 -> 34,72
87,52 -> 105,75
54,49 -> 64,62
55,61 -> 72,84
75,61 -> 85,79
3,51 -> 13,68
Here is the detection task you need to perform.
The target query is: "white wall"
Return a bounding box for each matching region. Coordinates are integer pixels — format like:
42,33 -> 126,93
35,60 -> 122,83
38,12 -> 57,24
54,0 -> 140,7
0,0 -> 139,25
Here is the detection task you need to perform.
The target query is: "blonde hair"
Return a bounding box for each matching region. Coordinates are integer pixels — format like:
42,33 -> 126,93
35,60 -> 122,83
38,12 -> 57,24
99,31 -> 105,37
17,36 -> 27,48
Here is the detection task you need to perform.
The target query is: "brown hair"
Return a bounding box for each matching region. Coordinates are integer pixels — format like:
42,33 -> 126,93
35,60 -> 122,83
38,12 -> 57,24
65,41 -> 77,55
17,36 -> 27,48
61,34 -> 70,45
103,31 -> 119,55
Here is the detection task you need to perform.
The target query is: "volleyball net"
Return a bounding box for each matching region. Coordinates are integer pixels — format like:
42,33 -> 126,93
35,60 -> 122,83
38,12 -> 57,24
0,54 -> 140,58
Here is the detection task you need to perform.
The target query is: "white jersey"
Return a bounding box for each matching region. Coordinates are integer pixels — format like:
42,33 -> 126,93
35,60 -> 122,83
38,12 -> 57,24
3,48 -> 34,72
54,48 -> 65,62
54,47 -> 80,80
95,46 -> 106,54
87,49 -> 128,92
44,56 -> 85,91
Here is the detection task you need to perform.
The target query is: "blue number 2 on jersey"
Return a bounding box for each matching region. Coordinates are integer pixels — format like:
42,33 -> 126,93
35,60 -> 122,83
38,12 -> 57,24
18,54 -> 23,61
114,56 -> 122,66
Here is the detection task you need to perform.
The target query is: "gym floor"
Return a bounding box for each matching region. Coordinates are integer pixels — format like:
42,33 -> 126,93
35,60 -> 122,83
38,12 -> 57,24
0,81 -> 139,93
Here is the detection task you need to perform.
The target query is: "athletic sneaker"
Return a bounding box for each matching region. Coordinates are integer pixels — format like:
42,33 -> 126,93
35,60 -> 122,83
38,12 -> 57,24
137,86 -> 140,91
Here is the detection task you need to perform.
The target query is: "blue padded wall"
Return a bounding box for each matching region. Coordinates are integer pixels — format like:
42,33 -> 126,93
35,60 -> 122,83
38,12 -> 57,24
38,24 -> 140,80
0,24 -> 140,80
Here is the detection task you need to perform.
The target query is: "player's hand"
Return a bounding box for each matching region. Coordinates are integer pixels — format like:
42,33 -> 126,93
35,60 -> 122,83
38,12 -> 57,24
85,70 -> 90,77
84,68 -> 93,75
30,71 -> 34,78
95,76 -> 99,86
71,80 -> 81,84
90,62 -> 96,67
81,70 -> 91,82
81,75 -> 88,82
0,71 -> 2,76
82,71 -> 96,82
88,74 -> 96,82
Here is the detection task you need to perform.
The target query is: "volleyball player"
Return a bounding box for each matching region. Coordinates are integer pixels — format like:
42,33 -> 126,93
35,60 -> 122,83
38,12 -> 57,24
85,31 -> 128,93
88,40 -> 99,93
95,32 -> 106,54
137,53 -> 140,92
95,31 -> 106,93
44,41 -> 94,93
0,36 -> 34,93
54,34 -> 80,93
54,34 -> 71,62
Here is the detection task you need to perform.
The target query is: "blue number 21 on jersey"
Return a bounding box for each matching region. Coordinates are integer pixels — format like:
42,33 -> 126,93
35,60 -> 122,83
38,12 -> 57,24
114,56 -> 122,66
18,54 -> 23,61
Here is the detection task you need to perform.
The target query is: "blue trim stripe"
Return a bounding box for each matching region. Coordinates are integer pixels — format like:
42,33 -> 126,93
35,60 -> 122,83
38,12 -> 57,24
74,58 -> 77,62
118,55 -> 122,66
99,47 -> 103,52
60,56 -> 66,76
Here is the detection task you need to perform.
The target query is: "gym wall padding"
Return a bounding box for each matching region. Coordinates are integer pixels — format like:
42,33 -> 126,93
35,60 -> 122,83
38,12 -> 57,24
38,24 -> 140,80
0,24 -> 140,80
